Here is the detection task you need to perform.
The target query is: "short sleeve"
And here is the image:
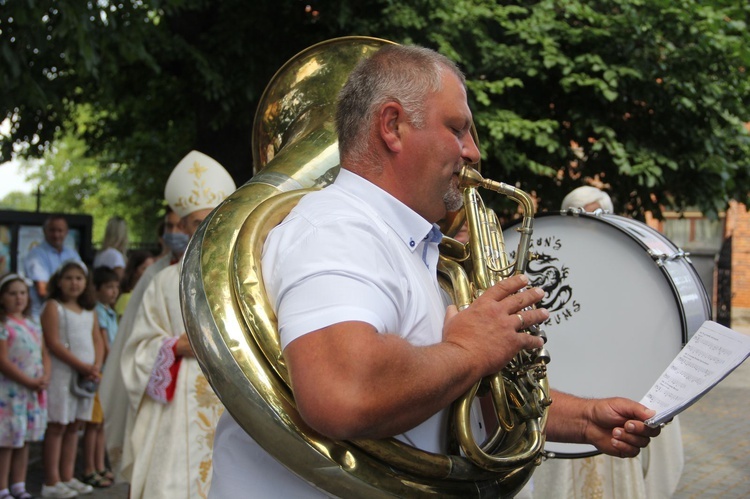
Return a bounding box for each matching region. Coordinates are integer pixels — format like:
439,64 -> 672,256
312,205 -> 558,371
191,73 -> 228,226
24,249 -> 50,282
0,323 -> 8,341
95,304 -> 107,329
263,215 -> 405,350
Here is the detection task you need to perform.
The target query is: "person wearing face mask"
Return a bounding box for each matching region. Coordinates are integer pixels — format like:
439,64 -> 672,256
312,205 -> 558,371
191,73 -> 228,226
159,208 -> 190,258
99,154 -> 233,485
118,151 -> 236,499
98,207 -> 184,479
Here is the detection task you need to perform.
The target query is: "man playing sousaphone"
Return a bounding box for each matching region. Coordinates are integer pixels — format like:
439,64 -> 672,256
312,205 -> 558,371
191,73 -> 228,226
209,44 -> 661,497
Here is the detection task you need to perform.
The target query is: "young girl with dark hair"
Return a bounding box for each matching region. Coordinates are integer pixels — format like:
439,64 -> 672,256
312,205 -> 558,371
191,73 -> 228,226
39,261 -> 103,498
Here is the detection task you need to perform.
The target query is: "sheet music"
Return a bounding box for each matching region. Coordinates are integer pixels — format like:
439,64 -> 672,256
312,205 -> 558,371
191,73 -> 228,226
640,320 -> 750,427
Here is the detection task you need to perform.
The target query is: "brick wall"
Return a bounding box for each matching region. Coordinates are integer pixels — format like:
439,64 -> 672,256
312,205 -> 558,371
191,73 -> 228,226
727,201 -> 750,309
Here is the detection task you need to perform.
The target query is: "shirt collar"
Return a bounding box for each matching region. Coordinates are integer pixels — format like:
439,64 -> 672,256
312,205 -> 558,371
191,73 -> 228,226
97,302 -> 116,315
334,169 -> 439,253
41,240 -> 66,254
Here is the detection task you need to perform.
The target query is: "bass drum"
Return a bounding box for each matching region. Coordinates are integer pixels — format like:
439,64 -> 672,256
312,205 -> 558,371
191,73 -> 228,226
502,212 -> 711,457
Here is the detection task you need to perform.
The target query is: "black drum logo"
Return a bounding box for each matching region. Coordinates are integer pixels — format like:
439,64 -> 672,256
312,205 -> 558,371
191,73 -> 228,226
510,234 -> 580,325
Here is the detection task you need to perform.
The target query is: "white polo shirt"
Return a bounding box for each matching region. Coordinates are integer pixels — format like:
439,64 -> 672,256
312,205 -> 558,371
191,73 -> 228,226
210,169 -> 482,497
266,169 -> 446,353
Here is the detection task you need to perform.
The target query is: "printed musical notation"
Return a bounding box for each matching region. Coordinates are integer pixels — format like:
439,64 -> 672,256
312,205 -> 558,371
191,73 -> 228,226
641,320 -> 750,427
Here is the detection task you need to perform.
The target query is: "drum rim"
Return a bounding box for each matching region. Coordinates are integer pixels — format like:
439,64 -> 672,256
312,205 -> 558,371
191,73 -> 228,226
599,214 -> 713,341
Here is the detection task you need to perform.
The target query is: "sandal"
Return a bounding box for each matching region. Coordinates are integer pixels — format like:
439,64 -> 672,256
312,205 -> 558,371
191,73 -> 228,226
81,471 -> 113,488
97,468 -> 115,481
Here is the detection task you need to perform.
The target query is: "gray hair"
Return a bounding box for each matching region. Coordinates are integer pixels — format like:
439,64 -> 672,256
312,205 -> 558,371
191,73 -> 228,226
561,186 -> 614,212
335,45 -> 465,169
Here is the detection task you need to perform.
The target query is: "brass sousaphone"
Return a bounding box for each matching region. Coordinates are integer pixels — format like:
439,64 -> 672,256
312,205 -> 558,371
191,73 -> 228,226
181,36 -> 550,498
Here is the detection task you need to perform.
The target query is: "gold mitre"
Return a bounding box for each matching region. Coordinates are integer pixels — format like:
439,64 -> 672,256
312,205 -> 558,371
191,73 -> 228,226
165,150 -> 237,218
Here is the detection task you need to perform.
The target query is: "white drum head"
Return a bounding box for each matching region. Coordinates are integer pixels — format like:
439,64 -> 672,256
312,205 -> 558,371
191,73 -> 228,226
502,213 -> 708,457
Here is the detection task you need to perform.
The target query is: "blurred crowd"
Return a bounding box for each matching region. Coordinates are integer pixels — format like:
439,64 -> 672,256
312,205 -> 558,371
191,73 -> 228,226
0,151 -> 234,499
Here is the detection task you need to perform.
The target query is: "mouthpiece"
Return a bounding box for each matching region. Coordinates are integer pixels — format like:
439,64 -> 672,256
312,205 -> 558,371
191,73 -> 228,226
458,165 -> 517,197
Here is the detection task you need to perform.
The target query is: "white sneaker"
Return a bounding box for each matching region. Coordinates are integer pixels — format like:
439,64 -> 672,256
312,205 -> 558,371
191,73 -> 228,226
40,482 -> 78,498
63,478 -> 93,495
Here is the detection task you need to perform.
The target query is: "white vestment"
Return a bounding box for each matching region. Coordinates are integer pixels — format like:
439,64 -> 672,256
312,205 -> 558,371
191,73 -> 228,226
524,418 -> 683,498
120,263 -> 224,499
100,253 -> 172,477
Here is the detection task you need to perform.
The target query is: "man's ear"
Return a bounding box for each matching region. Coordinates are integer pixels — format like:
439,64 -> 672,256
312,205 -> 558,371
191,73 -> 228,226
379,102 -> 405,153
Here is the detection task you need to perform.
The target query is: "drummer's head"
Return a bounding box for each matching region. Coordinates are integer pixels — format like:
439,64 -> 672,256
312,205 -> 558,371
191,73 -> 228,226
561,186 -> 613,213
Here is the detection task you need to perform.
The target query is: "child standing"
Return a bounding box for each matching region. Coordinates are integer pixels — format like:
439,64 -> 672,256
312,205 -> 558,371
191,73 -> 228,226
0,274 -> 49,499
81,267 -> 119,488
40,261 -> 103,498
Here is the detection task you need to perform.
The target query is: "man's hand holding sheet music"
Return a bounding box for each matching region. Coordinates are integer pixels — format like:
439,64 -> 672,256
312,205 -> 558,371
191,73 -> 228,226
640,320 -> 750,427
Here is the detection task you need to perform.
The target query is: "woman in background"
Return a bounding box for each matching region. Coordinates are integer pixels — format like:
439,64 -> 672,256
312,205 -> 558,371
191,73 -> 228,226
93,217 -> 129,280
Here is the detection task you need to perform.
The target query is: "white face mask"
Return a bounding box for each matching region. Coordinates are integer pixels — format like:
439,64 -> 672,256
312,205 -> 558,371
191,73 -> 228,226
163,232 -> 190,255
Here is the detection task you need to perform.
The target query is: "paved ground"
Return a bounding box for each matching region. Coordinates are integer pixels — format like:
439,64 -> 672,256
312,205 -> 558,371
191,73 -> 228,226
25,321 -> 750,498
672,318 -> 750,499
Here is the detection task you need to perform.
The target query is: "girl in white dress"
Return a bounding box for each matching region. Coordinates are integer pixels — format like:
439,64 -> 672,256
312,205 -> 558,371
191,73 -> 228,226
39,261 -> 103,499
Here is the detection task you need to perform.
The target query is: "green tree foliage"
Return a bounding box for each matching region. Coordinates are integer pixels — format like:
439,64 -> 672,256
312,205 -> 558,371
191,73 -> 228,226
2,0 -> 748,222
0,190 -> 36,211
377,0 -> 750,217
2,0 -> 380,229
16,112 -> 152,244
